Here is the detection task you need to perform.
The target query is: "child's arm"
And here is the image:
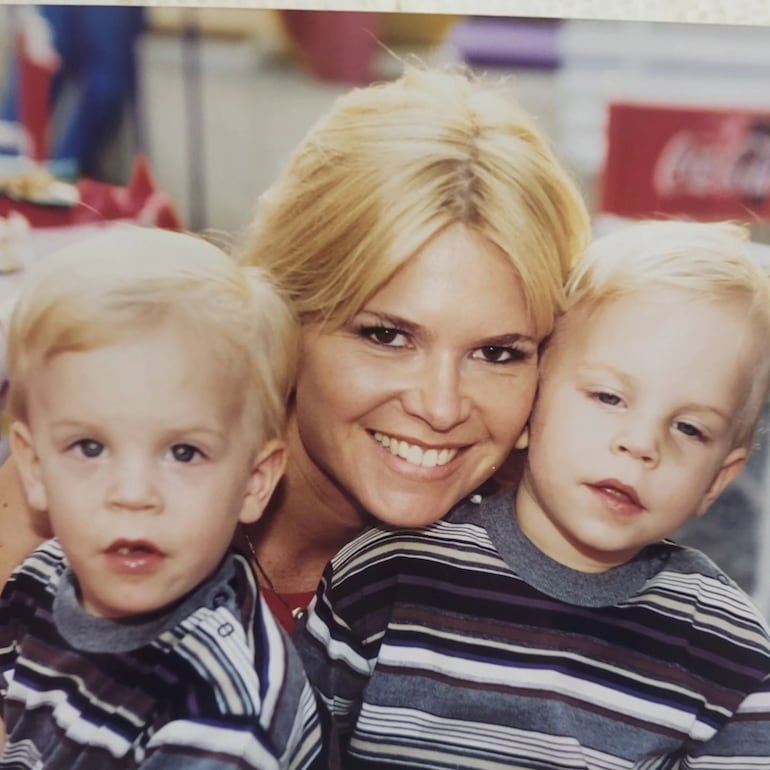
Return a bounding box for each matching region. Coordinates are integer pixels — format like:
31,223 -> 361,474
683,672 -> 770,766
292,532 -> 395,753
135,697 -> 325,770
0,543 -> 34,758
293,579 -> 370,743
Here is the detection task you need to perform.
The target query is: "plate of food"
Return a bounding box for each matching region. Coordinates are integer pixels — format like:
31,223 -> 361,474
0,157 -> 79,208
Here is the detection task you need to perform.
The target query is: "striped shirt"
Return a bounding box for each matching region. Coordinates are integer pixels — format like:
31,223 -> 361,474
295,488 -> 770,769
0,540 -> 323,770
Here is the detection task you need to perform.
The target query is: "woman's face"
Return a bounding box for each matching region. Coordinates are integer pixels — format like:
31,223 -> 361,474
292,223 -> 541,528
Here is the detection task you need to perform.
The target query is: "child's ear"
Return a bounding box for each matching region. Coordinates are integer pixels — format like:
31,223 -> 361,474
238,439 -> 287,525
9,421 -> 49,512
695,446 -> 748,518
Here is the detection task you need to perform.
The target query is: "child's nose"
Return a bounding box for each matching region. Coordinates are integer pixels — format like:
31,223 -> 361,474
107,459 -> 161,512
611,421 -> 660,467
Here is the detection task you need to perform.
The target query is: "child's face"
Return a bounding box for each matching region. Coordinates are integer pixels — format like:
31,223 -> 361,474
12,323 -> 283,618
517,289 -> 751,572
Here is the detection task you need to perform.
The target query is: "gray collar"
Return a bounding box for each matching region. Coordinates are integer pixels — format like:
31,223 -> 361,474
53,554 -> 238,653
477,488 -> 667,607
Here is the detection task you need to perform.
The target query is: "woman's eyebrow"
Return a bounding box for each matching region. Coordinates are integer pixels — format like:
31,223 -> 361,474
358,310 -> 537,347
355,310 -> 422,335
480,332 -> 538,347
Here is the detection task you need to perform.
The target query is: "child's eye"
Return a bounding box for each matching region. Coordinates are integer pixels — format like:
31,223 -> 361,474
358,325 -> 409,348
170,444 -> 202,463
593,391 -> 622,406
471,345 -> 529,364
73,439 -> 104,458
675,421 -> 705,441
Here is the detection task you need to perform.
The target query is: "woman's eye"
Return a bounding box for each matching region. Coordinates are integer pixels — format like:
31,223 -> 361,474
171,444 -> 202,463
360,326 -> 408,348
595,391 -> 621,406
675,421 -> 705,441
74,439 -> 103,458
472,345 -> 527,364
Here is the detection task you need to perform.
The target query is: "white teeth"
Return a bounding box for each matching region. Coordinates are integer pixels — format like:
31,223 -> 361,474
406,445 -> 422,465
373,432 -> 458,468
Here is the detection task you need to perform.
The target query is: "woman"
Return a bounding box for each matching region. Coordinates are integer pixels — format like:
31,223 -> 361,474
236,67 -> 589,627
0,67 -> 590,630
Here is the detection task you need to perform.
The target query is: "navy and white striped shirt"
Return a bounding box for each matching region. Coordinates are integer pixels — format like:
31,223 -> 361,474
296,488 -> 770,769
0,540 -> 323,769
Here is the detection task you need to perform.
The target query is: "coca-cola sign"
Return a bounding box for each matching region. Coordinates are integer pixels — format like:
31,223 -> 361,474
600,103 -> 770,220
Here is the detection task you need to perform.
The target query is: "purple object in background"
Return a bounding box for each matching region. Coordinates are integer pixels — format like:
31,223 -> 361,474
448,17 -> 562,70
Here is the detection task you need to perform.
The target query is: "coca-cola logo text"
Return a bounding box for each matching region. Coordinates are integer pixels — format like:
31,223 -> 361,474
653,118 -> 770,207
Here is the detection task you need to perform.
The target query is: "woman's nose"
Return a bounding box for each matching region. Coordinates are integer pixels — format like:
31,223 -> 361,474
401,353 -> 471,431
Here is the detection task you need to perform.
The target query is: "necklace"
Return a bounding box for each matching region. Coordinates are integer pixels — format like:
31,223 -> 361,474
240,525 -> 306,621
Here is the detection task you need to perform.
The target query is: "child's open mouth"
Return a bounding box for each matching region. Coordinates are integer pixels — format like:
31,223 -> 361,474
104,540 -> 166,573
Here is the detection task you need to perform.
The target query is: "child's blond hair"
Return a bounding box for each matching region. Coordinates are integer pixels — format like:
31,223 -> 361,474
7,227 -> 297,446
550,220 -> 770,448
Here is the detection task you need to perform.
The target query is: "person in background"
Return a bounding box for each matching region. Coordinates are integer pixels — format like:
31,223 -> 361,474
296,219 -> 770,768
0,228 -> 322,769
1,5 -> 145,180
0,66 -> 591,633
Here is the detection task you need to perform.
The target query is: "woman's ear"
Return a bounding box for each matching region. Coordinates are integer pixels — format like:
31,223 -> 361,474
238,439 -> 287,525
9,421 -> 49,512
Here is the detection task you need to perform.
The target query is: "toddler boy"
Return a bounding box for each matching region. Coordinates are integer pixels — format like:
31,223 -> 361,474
296,220 -> 770,769
0,228 -> 322,769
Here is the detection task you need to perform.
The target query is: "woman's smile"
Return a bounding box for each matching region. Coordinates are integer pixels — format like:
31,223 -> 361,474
371,431 -> 461,468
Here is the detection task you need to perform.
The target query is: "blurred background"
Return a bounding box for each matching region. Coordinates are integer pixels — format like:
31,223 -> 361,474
1,6 -> 770,616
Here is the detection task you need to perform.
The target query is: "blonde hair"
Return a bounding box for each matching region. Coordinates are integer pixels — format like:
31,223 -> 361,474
554,219 -> 770,448
7,227 -> 298,446
238,66 -> 590,339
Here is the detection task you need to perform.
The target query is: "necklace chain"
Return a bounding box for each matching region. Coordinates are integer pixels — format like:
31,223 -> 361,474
241,525 -> 305,620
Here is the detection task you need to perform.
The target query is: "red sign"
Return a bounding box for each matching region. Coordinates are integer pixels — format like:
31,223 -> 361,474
600,102 -> 770,221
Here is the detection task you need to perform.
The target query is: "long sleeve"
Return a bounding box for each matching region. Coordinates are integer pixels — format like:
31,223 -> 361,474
138,681 -> 323,770
679,672 -> 770,768
293,528 -> 398,747
294,574 -> 376,743
0,540 -> 62,678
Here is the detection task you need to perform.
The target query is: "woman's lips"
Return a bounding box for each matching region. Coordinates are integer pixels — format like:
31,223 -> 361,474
104,540 -> 166,574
